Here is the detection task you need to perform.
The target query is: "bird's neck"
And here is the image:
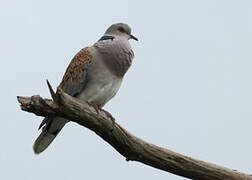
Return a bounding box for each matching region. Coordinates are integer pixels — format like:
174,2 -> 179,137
98,35 -> 115,41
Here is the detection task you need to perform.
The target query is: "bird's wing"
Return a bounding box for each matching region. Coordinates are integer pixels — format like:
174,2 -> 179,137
58,47 -> 92,97
38,47 -> 92,130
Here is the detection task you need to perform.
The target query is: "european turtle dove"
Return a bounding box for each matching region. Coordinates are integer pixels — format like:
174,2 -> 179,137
33,23 -> 138,154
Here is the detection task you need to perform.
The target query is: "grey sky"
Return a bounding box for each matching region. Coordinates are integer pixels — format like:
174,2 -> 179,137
1,0 -> 252,179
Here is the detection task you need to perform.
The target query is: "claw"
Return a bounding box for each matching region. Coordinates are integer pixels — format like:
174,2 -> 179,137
101,109 -> 115,126
87,102 -> 115,126
87,102 -> 100,114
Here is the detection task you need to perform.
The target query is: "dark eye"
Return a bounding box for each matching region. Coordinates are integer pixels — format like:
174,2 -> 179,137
118,26 -> 126,33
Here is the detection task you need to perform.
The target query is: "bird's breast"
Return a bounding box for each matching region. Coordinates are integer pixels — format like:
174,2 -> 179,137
77,59 -> 123,107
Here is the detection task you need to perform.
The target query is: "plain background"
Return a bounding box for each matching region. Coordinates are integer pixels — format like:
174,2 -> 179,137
1,0 -> 252,179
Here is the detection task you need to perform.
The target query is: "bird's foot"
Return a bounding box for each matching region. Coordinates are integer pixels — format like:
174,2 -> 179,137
87,102 -> 115,127
101,109 -> 115,125
87,102 -> 100,114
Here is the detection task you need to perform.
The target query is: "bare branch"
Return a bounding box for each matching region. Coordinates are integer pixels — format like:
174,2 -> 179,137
17,86 -> 252,180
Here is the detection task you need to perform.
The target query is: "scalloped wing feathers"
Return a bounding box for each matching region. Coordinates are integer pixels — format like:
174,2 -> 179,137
58,48 -> 92,97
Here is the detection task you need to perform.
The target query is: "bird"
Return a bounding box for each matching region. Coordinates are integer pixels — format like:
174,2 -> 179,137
33,23 -> 138,154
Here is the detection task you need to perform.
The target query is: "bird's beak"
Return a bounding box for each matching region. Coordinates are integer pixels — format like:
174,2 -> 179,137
130,34 -> 138,41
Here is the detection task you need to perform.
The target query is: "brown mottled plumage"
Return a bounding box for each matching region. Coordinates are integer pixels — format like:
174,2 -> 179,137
59,48 -> 92,96
59,48 -> 92,88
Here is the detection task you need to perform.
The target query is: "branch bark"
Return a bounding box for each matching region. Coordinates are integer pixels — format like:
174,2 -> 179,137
17,83 -> 252,180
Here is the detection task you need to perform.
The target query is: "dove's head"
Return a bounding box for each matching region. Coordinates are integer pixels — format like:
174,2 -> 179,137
105,23 -> 138,41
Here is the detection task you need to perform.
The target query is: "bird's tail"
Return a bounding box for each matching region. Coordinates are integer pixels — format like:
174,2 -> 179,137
33,117 -> 68,154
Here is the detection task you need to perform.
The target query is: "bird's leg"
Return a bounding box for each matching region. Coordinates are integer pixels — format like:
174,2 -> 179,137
87,102 -> 115,125
100,109 -> 115,125
87,102 -> 100,114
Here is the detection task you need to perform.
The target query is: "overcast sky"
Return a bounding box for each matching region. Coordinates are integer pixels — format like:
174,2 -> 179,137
1,0 -> 252,179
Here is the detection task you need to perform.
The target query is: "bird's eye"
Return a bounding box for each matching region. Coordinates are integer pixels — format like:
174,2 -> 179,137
118,26 -> 126,33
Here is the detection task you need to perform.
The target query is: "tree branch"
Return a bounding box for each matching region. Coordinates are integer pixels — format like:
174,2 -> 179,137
17,84 -> 252,180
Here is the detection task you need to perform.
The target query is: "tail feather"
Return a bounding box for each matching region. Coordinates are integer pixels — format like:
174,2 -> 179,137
33,131 -> 57,154
33,117 -> 68,154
